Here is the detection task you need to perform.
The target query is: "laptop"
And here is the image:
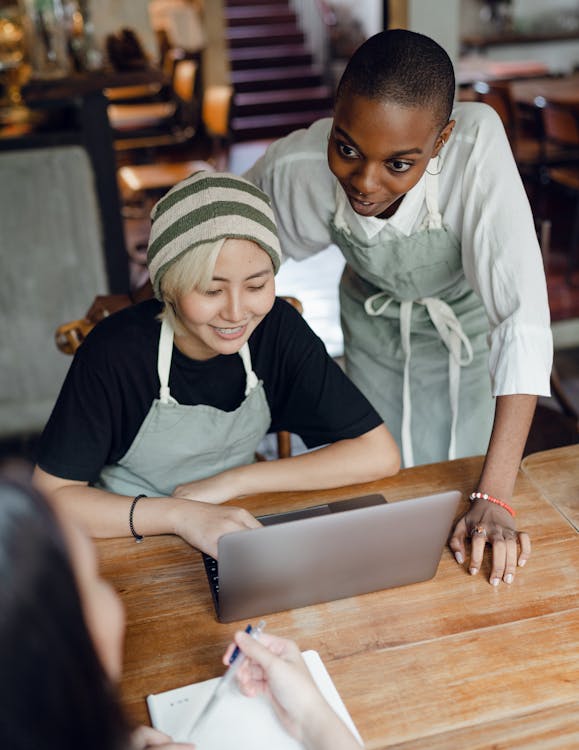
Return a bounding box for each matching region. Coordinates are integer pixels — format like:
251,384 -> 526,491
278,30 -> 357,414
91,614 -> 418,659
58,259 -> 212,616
202,490 -> 461,622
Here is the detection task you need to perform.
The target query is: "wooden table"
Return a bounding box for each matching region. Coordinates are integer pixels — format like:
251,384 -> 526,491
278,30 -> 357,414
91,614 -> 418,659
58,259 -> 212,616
98,454 -> 579,749
522,443 -> 579,532
510,73 -> 579,107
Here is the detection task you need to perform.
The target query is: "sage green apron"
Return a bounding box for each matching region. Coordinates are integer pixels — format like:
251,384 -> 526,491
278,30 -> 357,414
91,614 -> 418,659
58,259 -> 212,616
98,318 -> 271,496
331,163 -> 494,467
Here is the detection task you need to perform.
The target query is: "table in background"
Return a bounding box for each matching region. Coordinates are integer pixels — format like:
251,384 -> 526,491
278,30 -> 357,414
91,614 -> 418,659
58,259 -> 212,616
98,454 -> 579,749
522,443 -> 579,531
510,73 -> 579,107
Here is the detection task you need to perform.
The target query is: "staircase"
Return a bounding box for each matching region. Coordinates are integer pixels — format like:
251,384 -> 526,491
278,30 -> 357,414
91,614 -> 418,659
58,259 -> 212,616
224,0 -> 334,142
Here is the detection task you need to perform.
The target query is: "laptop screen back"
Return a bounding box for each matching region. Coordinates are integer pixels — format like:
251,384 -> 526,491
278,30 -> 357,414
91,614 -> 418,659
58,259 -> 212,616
211,490 -> 461,622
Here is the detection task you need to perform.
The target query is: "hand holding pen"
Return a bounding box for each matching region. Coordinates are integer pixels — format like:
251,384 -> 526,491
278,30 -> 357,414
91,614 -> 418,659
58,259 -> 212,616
187,620 -> 266,740
223,631 -> 362,750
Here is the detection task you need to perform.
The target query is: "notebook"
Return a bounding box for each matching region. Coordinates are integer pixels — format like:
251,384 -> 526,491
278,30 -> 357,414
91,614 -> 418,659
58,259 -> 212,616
203,490 -> 461,622
147,649 -> 363,749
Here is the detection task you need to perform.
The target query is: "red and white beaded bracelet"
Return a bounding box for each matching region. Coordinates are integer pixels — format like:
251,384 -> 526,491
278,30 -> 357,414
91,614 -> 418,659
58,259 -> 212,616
469,491 -> 516,517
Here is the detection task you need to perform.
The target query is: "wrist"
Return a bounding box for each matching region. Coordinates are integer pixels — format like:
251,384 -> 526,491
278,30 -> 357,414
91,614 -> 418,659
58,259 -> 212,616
469,491 -> 516,517
301,701 -> 355,750
165,497 -> 195,535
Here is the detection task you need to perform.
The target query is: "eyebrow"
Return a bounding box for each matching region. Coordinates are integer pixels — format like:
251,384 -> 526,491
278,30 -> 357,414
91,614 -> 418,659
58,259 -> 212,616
212,268 -> 273,282
334,125 -> 424,158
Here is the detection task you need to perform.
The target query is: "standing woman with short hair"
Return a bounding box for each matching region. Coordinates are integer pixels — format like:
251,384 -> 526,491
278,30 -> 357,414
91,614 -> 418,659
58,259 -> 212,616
244,29 -> 551,585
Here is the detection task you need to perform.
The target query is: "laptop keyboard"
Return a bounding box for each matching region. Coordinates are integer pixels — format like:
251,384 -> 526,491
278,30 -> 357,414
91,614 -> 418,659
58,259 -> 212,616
202,552 -> 220,607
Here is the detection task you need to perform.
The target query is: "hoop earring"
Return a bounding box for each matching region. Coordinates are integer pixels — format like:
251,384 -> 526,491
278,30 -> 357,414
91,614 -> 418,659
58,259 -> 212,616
426,154 -> 442,176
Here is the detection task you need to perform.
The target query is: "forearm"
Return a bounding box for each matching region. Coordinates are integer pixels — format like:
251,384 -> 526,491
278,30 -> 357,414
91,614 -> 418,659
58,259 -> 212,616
32,467 -> 183,539
477,393 -> 537,501
223,424 -> 399,498
302,702 -> 361,750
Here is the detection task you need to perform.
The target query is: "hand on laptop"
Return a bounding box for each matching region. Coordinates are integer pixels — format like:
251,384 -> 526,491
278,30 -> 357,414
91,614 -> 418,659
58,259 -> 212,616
224,631 -> 361,750
449,498 -> 531,586
168,499 -> 260,558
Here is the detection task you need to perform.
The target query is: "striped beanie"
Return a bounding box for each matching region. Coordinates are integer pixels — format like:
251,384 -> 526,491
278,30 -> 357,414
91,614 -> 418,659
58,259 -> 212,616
147,170 -> 282,299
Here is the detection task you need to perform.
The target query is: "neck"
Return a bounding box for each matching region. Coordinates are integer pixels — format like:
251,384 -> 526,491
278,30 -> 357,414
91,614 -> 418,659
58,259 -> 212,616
377,194 -> 405,220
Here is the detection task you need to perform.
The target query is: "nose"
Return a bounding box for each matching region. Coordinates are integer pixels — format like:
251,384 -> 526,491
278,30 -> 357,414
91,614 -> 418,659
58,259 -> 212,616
350,162 -> 382,196
222,290 -> 244,322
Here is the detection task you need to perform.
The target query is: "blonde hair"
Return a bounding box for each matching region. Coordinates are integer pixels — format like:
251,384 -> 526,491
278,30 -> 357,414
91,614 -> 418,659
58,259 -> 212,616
158,239 -> 223,336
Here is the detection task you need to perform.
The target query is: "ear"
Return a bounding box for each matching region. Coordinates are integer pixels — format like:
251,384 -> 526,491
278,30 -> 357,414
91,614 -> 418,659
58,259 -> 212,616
432,119 -> 456,157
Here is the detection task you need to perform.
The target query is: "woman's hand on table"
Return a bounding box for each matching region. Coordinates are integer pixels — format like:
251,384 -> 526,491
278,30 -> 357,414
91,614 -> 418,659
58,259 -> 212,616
449,498 -> 531,586
131,724 -> 195,749
168,498 -> 260,558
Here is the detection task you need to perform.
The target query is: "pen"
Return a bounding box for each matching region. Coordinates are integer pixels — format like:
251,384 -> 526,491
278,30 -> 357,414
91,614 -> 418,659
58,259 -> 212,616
187,619 -> 267,740
228,623 -> 252,664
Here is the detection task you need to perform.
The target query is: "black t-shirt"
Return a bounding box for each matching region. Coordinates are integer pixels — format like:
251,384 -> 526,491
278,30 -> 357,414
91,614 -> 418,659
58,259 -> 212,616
37,298 -> 382,482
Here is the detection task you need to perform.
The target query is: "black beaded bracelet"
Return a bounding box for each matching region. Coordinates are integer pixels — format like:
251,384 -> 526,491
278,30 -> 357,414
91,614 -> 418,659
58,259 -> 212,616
129,494 -> 146,543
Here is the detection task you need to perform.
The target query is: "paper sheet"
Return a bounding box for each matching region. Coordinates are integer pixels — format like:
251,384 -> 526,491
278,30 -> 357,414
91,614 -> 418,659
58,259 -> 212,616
147,650 -> 363,749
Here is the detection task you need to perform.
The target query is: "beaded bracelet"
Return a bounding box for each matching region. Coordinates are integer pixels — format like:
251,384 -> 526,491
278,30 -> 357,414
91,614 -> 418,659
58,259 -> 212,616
469,491 -> 516,517
129,494 -> 147,542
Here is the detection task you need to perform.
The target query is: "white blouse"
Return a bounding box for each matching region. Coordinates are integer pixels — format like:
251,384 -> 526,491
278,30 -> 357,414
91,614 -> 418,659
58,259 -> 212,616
244,102 -> 553,397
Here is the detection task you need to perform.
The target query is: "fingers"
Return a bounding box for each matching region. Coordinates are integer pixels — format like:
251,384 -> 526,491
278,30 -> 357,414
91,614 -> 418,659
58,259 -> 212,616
475,528 -> 530,585
468,530 -> 487,576
131,725 -> 196,749
489,537 -> 506,586
235,630 -> 279,668
502,533 -> 519,584
448,515 -> 468,565
518,531 -> 531,567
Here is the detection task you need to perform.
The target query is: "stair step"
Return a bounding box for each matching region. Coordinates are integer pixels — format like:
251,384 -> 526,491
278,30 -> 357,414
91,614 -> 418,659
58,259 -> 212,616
229,44 -> 313,70
234,85 -> 334,116
231,110 -> 332,141
225,7 -> 296,26
231,65 -> 324,92
226,24 -> 304,48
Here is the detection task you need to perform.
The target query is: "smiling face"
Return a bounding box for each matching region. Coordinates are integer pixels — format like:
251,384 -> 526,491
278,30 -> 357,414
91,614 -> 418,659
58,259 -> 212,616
173,237 -> 276,360
328,94 -> 455,219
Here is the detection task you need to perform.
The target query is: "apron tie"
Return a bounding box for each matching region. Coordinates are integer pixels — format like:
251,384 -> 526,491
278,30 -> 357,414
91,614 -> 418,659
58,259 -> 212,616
365,291 -> 473,467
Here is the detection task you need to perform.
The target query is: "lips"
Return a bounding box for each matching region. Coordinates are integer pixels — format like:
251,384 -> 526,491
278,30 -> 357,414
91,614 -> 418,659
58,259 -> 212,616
348,193 -> 381,217
209,324 -> 249,342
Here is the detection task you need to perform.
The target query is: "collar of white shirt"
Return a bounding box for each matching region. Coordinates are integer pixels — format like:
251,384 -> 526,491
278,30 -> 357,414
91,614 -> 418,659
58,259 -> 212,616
344,173 -> 427,240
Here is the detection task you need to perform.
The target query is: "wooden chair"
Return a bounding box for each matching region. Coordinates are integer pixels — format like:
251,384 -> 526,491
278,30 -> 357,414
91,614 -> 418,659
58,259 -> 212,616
118,159 -> 214,222
54,296 -> 304,459
108,57 -> 202,153
116,85 -> 233,212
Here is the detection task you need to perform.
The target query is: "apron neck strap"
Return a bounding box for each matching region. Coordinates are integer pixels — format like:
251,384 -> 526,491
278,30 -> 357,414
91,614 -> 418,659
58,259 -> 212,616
334,182 -> 351,234
424,166 -> 443,229
158,318 -> 175,403
158,319 -> 259,402
238,342 -> 259,396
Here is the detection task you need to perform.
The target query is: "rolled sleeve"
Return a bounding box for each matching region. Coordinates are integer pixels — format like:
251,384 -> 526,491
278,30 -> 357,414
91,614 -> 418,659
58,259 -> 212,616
488,321 -> 552,396
456,103 -> 553,397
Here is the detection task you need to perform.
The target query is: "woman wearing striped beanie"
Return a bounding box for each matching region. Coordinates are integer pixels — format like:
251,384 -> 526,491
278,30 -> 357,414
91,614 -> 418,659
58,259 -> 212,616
34,171 -> 399,557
